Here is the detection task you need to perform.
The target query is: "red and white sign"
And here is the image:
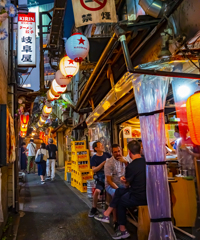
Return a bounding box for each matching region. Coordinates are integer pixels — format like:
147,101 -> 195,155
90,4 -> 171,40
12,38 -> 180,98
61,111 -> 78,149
72,0 -> 117,28
17,12 -> 36,67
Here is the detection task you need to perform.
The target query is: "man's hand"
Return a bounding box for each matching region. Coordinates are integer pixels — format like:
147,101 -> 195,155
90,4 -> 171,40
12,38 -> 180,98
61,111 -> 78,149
120,176 -> 126,183
117,156 -> 126,163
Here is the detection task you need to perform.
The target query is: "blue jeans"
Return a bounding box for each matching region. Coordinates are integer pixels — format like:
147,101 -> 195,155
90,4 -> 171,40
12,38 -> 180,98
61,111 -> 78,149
106,185 -> 125,197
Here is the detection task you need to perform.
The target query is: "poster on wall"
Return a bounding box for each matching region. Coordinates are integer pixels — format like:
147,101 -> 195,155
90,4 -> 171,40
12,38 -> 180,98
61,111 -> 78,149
71,0 -> 117,27
17,12 -> 36,67
123,127 -> 132,139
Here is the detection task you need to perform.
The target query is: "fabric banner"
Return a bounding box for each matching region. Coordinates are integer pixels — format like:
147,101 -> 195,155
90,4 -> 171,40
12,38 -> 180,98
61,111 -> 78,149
9,115 -> 16,162
71,0 -> 117,27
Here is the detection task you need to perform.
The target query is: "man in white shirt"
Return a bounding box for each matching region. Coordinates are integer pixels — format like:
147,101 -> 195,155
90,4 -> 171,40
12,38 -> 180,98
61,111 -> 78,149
104,144 -> 128,230
27,139 -> 36,173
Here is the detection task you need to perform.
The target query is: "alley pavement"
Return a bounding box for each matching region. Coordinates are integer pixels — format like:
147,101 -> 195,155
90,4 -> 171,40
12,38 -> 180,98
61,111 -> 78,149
17,173 -> 111,240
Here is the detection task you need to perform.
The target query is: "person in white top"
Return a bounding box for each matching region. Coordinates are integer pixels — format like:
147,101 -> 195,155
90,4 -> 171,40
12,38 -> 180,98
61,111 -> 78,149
35,143 -> 49,184
26,139 -> 36,173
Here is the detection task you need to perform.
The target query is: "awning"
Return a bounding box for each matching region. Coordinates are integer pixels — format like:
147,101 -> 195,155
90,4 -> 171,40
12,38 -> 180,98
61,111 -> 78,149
51,122 -> 67,133
86,58 -> 199,127
72,120 -> 87,130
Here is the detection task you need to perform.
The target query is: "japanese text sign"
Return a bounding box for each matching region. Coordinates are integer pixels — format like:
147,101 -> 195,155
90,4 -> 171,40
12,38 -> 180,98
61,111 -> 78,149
17,12 -> 36,67
72,0 -> 117,27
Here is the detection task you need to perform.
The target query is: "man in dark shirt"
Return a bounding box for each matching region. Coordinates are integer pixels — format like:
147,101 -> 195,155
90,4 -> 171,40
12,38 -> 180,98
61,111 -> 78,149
95,140 -> 147,239
46,138 -> 58,181
88,141 -> 111,217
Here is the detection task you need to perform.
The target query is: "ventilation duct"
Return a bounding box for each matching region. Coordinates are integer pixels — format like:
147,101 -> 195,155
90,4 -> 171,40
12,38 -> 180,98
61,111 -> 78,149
139,0 -> 164,18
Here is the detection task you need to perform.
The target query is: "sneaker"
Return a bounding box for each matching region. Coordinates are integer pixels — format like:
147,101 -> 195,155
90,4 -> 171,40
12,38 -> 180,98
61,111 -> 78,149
51,178 -> 55,182
112,230 -> 131,239
46,176 -> 51,180
94,212 -> 110,223
88,208 -> 98,217
112,230 -> 130,239
41,181 -> 45,185
113,222 -> 119,231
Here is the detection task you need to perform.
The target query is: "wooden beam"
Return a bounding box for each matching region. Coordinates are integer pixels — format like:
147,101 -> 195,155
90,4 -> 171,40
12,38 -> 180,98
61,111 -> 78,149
88,98 -> 95,111
107,65 -> 115,88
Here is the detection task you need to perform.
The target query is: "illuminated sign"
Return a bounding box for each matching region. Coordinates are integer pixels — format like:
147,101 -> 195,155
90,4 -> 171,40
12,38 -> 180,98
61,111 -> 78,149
17,12 -> 36,67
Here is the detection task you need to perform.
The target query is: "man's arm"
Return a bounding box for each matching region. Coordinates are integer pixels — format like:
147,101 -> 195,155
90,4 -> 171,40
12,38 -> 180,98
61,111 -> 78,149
106,176 -> 118,189
92,161 -> 105,173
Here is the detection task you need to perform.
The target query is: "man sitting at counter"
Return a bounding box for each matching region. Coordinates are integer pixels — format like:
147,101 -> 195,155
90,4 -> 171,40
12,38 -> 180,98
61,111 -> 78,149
104,144 -> 128,230
95,140 -> 147,239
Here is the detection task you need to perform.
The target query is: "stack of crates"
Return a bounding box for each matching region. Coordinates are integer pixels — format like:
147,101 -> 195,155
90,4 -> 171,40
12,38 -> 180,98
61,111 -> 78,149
71,140 -> 93,192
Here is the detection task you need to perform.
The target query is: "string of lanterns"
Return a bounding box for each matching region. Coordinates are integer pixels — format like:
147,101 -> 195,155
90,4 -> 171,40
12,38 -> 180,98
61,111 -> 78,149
34,33 -> 89,133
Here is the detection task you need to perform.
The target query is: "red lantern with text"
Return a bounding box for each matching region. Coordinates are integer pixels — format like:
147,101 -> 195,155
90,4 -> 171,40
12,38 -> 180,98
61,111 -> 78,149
59,56 -> 79,78
65,33 -> 89,63
186,91 -> 200,145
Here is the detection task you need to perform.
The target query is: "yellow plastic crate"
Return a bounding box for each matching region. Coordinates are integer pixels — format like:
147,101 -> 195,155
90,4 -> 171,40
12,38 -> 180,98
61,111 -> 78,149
78,181 -> 87,193
71,150 -> 89,162
71,141 -> 86,151
72,160 -> 90,172
77,170 -> 93,182
71,177 -> 74,187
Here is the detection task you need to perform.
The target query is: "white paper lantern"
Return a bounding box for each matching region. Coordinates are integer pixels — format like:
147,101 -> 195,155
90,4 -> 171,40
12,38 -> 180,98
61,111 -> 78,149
65,33 -> 89,62
47,89 -> 60,101
38,121 -> 43,127
55,70 -> 72,87
42,104 -> 52,117
51,79 -> 67,95
40,115 -> 48,123
59,56 -> 79,78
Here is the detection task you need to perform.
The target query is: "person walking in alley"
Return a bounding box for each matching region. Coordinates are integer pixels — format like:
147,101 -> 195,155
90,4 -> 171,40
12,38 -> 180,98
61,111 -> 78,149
88,141 -> 111,218
46,138 -> 58,181
35,143 -> 49,184
27,139 -> 36,174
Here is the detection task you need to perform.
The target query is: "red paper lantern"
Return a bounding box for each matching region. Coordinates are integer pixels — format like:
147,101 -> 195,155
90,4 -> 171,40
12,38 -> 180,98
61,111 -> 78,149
186,91 -> 200,145
65,33 -> 89,63
20,115 -> 29,124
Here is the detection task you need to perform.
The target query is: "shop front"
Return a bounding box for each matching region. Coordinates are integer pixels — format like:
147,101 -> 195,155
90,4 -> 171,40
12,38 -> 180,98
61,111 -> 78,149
85,58 -> 200,239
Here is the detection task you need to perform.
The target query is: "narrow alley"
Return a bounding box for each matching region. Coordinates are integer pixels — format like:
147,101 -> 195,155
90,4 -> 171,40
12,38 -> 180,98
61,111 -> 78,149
17,173 -> 111,240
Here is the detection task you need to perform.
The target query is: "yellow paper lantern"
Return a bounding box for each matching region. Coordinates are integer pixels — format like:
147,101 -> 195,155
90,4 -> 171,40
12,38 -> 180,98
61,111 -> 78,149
47,89 -> 60,101
59,56 -> 79,78
21,127 -> 27,132
186,91 -> 200,145
43,105 -> 52,117
37,121 -> 43,127
51,79 -> 67,95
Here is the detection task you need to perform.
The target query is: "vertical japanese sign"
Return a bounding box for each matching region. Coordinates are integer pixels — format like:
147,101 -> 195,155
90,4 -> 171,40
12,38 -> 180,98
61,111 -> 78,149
71,0 -> 117,28
17,12 -> 36,67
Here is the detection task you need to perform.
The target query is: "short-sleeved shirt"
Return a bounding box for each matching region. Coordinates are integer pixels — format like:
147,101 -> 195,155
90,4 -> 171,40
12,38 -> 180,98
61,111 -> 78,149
91,152 -> 111,181
46,144 -> 58,159
27,142 -> 36,156
125,157 -> 147,204
104,156 -> 126,188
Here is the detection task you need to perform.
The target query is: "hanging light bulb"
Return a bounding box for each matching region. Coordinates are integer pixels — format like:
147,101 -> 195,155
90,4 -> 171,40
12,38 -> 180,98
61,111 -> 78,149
51,79 -> 67,95
59,56 -> 79,78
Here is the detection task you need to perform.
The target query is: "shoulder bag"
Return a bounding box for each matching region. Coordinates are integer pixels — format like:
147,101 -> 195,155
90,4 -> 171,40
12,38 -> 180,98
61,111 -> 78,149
35,149 -> 44,164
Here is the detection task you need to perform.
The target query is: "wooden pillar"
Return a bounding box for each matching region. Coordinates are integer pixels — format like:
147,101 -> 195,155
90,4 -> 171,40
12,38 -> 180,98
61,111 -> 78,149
57,131 -> 64,167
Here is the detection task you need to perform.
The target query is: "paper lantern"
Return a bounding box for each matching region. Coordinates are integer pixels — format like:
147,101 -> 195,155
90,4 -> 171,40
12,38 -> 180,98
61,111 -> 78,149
21,127 -> 27,132
47,89 -> 60,101
55,70 -> 71,87
59,56 -> 79,78
20,115 -> 29,124
42,104 -> 52,117
40,115 -> 48,123
65,33 -> 89,62
51,79 -> 67,95
21,123 -> 27,129
186,91 -> 200,145
37,121 -> 43,127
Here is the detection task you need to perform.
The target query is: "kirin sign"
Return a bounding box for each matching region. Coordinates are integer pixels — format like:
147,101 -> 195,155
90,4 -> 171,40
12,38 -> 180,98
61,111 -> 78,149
17,12 -> 36,67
